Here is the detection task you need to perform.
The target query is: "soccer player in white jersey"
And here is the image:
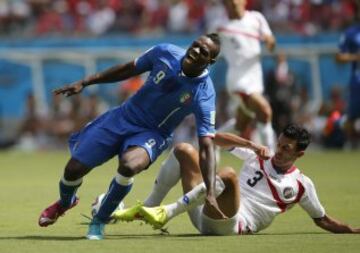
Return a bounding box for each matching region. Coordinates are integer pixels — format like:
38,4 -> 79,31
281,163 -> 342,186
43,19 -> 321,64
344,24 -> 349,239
113,124 -> 360,234
217,0 -> 276,151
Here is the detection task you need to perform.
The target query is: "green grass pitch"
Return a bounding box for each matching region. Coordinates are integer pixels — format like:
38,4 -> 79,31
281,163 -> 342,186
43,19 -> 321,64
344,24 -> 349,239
0,150 -> 359,253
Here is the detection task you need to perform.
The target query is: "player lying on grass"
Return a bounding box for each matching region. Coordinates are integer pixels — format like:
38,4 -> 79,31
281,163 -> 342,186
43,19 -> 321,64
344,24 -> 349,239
112,124 -> 360,234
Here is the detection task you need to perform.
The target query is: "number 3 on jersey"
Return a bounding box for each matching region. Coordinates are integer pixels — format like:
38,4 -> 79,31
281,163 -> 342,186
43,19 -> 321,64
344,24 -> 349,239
153,70 -> 165,84
247,171 -> 264,187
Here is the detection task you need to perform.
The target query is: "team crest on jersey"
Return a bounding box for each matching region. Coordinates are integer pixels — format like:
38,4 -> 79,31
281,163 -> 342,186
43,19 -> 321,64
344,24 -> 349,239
180,92 -> 192,104
145,139 -> 156,149
283,187 -> 295,199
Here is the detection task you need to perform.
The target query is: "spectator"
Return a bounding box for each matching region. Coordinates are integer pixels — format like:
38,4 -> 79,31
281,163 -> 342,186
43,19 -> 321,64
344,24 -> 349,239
35,1 -> 64,35
17,93 -> 46,150
204,0 -> 227,33
167,0 -> 189,33
266,52 -> 296,134
87,0 -> 115,35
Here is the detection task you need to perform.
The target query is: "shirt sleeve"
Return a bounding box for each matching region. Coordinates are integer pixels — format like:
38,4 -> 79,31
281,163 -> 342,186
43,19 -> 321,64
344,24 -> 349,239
134,46 -> 156,73
193,80 -> 216,137
254,11 -> 273,37
298,175 -> 326,219
229,147 -> 257,161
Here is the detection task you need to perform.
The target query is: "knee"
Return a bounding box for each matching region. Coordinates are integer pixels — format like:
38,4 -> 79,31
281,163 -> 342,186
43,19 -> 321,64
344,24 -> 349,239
174,143 -> 197,161
258,104 -> 272,123
118,160 -> 136,177
64,158 -> 90,181
218,167 -> 238,186
119,156 -> 147,177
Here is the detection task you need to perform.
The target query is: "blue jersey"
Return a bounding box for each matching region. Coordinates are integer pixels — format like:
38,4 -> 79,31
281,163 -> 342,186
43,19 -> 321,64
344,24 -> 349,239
339,24 -> 360,86
68,44 -> 216,168
117,43 -> 216,138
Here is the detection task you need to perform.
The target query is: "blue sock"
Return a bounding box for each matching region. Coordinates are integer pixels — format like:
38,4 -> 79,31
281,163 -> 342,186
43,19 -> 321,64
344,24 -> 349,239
59,178 -> 82,208
95,178 -> 133,222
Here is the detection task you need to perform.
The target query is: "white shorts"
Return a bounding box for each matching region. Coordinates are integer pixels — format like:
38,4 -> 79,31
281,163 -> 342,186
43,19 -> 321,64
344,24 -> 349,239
187,205 -> 251,235
226,66 -> 264,95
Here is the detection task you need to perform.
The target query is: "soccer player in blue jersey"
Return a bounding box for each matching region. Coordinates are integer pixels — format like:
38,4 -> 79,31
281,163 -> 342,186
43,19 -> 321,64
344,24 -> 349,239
335,20 -> 360,147
38,33 -> 226,240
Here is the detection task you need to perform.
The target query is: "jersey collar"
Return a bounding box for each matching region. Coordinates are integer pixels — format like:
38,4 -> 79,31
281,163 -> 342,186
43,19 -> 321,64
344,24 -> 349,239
179,68 -> 209,78
270,158 -> 297,175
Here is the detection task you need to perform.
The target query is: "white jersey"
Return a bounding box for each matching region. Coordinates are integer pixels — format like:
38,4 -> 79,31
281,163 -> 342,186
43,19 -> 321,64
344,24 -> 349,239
230,147 -> 326,233
218,11 -> 273,94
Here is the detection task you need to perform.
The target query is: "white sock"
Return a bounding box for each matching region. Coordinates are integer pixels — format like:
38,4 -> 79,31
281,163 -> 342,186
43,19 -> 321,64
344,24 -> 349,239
143,149 -> 180,207
257,122 -> 276,151
164,177 -> 225,220
115,173 -> 134,186
61,177 -> 83,186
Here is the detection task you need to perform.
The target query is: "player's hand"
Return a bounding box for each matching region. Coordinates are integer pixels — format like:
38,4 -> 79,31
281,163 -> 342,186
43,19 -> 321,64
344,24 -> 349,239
253,144 -> 271,160
205,194 -> 228,220
53,80 -> 85,97
352,228 -> 360,233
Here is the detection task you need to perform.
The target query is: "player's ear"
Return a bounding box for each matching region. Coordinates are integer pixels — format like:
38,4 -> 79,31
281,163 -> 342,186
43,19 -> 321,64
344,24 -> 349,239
296,150 -> 305,158
209,58 -> 216,65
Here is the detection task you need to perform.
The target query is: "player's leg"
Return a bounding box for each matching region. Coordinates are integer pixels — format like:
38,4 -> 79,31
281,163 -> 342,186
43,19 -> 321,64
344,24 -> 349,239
217,93 -> 254,134
143,148 -> 181,207
112,148 -> 180,222
112,145 -> 181,223
175,143 -> 219,230
198,167 -> 242,235
88,131 -> 170,239
344,88 -> 360,148
139,143 -> 225,229
202,167 -> 240,219
87,145 -> 151,240
176,143 -> 203,192
246,92 -> 275,151
94,146 -> 150,223
234,104 -> 254,138
144,165 -> 240,234
59,159 -> 89,206
39,121 -> 119,227
344,119 -> 357,148
38,158 -> 89,227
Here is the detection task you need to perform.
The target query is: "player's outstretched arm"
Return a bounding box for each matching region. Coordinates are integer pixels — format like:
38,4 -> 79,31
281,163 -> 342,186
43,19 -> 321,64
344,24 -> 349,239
335,52 -> 360,64
53,61 -> 141,97
214,132 -> 271,160
313,215 -> 360,233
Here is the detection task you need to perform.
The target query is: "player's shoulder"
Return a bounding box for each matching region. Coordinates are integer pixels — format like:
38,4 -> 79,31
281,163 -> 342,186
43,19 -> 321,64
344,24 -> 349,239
296,171 -> 316,189
343,24 -> 360,37
246,10 -> 267,20
204,75 -> 215,88
153,43 -> 185,57
149,43 -> 186,68
193,74 -> 215,100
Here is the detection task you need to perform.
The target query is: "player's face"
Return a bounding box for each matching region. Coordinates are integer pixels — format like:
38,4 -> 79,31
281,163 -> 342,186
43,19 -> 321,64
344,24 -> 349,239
273,134 -> 304,167
183,36 -> 218,71
223,0 -> 246,18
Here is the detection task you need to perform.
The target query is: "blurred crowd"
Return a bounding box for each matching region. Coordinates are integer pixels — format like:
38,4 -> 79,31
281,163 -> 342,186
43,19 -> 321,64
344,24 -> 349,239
16,92 -> 107,150
0,0 -> 357,37
1,0 -> 359,151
